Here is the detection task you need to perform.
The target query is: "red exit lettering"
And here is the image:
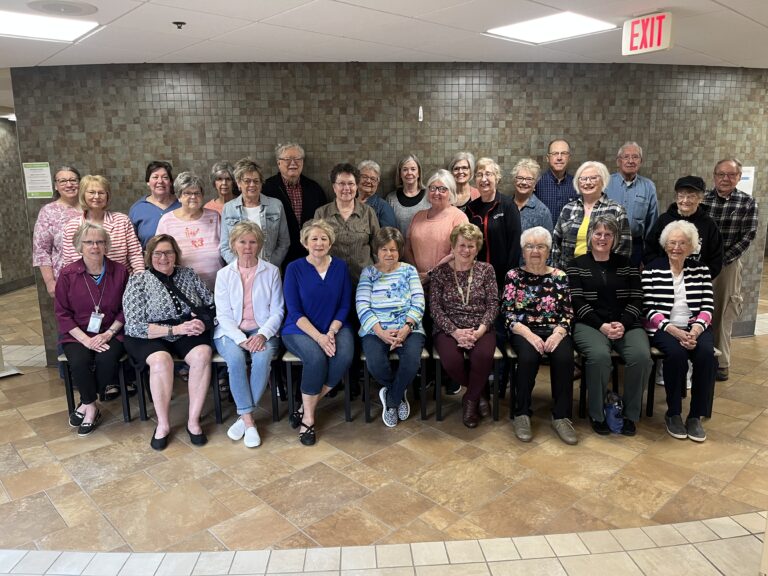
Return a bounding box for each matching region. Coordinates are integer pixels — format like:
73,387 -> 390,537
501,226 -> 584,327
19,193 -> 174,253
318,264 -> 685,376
629,13 -> 667,52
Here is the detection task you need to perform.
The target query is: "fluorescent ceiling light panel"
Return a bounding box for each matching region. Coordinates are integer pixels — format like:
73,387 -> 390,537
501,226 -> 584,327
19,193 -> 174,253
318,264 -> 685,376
488,12 -> 616,44
0,10 -> 98,42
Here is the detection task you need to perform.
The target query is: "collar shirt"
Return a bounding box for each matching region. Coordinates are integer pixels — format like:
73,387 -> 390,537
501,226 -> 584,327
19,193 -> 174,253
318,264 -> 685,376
517,193 -> 554,234
534,169 -> 576,225
604,172 -> 659,240
283,177 -> 303,223
701,188 -> 758,265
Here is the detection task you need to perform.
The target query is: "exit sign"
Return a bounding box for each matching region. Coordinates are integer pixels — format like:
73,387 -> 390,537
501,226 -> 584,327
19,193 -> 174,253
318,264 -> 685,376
622,12 -> 673,56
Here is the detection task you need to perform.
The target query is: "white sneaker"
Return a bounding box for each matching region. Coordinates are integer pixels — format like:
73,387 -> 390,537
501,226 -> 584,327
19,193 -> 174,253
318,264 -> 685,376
227,417 -> 246,441
244,426 -> 261,448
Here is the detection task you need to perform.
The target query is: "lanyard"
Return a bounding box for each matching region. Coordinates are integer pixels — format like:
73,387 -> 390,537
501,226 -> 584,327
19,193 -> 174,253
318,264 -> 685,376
82,264 -> 107,313
453,263 -> 475,306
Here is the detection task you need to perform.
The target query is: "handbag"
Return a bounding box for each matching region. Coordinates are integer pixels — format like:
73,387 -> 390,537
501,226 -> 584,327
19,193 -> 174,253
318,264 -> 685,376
154,271 -> 217,331
604,390 -> 624,433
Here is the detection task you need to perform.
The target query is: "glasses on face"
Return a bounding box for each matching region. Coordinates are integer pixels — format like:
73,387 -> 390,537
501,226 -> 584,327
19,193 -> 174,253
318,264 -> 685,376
182,191 -> 203,197
150,175 -> 170,182
676,191 -> 700,200
56,178 -> 79,185
215,176 -> 232,182
523,243 -> 548,251
475,171 -> 495,179
592,232 -> 614,239
666,240 -> 689,248
360,175 -> 379,183
619,154 -> 641,161
86,190 -> 107,197
515,176 -> 535,184
578,175 -> 601,183
81,240 -> 106,247
548,151 -> 570,157
239,178 -> 261,186
279,157 -> 304,165
334,182 -> 356,189
452,165 -> 470,172
428,185 -> 449,194
152,250 -> 175,259
714,172 -> 740,179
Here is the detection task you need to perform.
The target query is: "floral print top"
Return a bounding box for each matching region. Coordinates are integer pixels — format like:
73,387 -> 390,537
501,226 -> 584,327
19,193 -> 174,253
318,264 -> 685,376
356,263 -> 425,336
32,201 -> 80,279
501,267 -> 572,334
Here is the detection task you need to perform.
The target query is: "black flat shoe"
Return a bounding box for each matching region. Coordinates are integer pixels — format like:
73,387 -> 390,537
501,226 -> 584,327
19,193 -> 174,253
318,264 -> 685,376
186,425 -> 208,446
289,407 -> 304,430
125,382 -> 138,398
69,404 -> 85,428
150,428 -> 169,451
621,418 -> 637,436
77,409 -> 101,437
590,417 -> 611,436
299,422 -> 316,446
102,384 -> 120,402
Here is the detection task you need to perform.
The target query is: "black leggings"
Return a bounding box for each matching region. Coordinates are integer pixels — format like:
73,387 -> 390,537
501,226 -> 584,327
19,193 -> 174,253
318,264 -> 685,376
62,340 -> 125,405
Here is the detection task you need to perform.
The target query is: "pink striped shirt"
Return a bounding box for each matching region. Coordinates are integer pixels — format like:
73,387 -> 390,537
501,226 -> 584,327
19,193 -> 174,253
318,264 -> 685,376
61,211 -> 145,275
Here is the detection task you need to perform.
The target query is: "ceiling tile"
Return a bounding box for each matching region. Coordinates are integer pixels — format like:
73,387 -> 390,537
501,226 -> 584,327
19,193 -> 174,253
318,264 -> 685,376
148,0 -> 314,21
107,2 -> 248,38
0,37 -> 67,67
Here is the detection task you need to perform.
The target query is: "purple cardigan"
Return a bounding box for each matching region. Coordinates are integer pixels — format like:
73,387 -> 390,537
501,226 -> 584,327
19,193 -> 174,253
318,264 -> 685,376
55,257 -> 129,344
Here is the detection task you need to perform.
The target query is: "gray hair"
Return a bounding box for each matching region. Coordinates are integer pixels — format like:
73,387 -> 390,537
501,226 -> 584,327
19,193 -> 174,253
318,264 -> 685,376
511,157 -> 542,183
659,220 -> 699,253
476,157 -> 502,183
426,169 -> 457,204
395,153 -> 425,190
174,171 -> 206,197
357,160 -> 381,176
617,141 -> 643,159
275,142 -> 305,163
210,161 -> 235,188
589,214 -> 620,250
448,151 -> 476,175
714,157 -> 743,173
573,161 -> 611,194
73,221 -> 111,254
233,157 -> 265,184
520,226 -> 552,249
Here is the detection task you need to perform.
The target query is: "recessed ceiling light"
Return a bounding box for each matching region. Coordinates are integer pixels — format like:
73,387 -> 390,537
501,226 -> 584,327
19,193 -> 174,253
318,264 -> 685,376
487,11 -> 616,45
0,9 -> 98,42
27,1 -> 97,17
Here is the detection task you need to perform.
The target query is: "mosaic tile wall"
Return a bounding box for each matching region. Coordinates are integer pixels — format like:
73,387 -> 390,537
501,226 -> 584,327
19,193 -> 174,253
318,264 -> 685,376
0,119 -> 33,294
9,62 -> 768,363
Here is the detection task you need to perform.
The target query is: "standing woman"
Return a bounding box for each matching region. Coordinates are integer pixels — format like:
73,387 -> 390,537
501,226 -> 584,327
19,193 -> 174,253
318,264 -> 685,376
33,165 -> 81,296
204,161 -> 239,214
356,227 -> 425,428
404,170 -> 468,285
215,222 -> 284,448
55,222 -> 128,435
358,160 -> 397,229
129,161 -> 181,248
220,158 -> 290,268
386,154 -> 430,236
552,161 -> 631,269
315,163 -> 380,285
282,219 -> 355,446
61,175 -> 145,275
511,158 -> 553,236
448,152 -> 479,209
156,171 -> 222,291
430,224 -> 498,428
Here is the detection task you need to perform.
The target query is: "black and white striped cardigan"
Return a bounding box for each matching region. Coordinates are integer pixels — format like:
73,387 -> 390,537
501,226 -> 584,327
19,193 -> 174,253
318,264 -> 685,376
641,257 -> 714,336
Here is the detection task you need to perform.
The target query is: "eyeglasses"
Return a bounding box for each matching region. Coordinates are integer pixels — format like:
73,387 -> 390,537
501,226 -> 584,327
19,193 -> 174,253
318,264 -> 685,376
666,241 -> 689,248
619,154 -> 641,161
515,176 -> 535,184
334,181 -> 356,189
452,166 -> 470,172
279,157 -> 304,164
523,243 -> 548,251
182,191 -> 203,197
81,240 -> 106,247
56,178 -> 79,184
239,178 -> 261,186
475,171 -> 495,179
592,232 -> 614,239
360,175 -> 379,183
86,190 -> 107,197
578,175 -> 601,183
548,151 -> 570,157
428,185 -> 449,194
215,176 -> 232,182
152,250 -> 175,259
150,175 -> 170,181
714,172 -> 740,179
676,191 -> 700,200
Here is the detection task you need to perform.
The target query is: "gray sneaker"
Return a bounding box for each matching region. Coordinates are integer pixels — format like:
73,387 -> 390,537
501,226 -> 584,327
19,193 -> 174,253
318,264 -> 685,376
551,418 -> 578,445
382,407 -> 398,428
397,392 -> 410,421
685,417 -> 706,442
665,414 -> 687,439
513,415 -> 533,442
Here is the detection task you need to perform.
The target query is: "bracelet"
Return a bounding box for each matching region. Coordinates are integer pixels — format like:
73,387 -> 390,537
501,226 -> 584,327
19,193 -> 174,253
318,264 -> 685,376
328,328 -> 338,335
404,320 -> 416,331
167,325 -> 174,338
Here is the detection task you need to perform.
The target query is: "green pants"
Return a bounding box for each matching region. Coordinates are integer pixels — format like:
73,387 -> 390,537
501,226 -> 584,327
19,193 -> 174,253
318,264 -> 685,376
572,324 -> 651,422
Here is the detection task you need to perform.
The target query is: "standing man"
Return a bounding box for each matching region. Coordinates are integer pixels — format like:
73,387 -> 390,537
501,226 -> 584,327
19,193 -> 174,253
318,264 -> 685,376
701,158 -> 758,381
534,138 -> 576,225
604,142 -> 659,266
262,142 -> 328,268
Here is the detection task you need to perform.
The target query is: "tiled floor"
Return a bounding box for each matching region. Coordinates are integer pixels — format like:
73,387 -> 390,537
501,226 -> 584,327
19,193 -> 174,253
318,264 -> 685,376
0,285 -> 766,575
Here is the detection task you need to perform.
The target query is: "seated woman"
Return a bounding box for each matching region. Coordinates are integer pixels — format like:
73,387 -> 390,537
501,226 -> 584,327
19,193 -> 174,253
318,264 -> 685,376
55,222 -> 128,435
404,169 -> 468,285
502,226 -> 576,445
282,219 -> 355,446
567,215 -> 651,436
430,223 -> 498,428
642,220 -> 715,442
122,234 -> 214,450
356,227 -> 425,428
214,222 -> 284,448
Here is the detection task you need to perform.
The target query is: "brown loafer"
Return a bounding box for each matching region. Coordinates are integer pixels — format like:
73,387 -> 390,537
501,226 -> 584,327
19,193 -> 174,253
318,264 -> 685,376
478,396 -> 490,418
462,396 -> 479,428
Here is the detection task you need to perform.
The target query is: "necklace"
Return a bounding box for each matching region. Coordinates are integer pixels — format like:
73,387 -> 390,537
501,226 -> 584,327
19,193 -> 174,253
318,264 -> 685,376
453,262 -> 475,306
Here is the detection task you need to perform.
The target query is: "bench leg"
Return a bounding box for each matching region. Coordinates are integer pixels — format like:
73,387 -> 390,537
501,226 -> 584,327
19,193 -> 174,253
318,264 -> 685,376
119,361 -> 131,423
508,359 -> 517,420
491,359 -> 500,421
136,366 -> 149,421
419,359 -> 427,420
270,363 -> 280,423
646,363 -> 656,417
211,368 -> 223,424
286,363 -> 296,421
62,362 -> 75,416
344,372 -> 352,422
435,359 -> 443,421
578,377 -> 587,419
364,365 -> 372,423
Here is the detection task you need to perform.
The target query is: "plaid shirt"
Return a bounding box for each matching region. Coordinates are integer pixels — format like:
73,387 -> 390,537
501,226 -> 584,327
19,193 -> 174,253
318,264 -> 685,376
552,195 -> 631,269
533,169 -> 577,224
701,188 -> 758,265
283,177 -> 303,223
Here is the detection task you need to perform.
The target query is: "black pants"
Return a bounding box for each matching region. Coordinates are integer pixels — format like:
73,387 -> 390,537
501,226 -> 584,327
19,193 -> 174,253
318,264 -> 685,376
510,332 -> 574,419
62,340 -> 125,405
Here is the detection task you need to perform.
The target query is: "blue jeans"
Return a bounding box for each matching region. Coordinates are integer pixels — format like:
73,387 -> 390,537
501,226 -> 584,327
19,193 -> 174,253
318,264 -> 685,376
283,327 -> 354,396
362,333 -> 425,408
214,331 -> 279,415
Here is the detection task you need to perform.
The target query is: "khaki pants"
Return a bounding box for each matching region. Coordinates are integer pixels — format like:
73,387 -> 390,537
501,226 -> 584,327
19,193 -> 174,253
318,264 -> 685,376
711,259 -> 743,368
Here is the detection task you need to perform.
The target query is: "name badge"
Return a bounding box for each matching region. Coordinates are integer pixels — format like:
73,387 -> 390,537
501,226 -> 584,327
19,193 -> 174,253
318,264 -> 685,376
87,312 -> 104,333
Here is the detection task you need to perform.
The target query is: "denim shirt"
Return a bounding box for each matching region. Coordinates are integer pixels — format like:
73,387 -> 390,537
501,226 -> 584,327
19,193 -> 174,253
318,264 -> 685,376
604,172 -> 658,240
220,195 -> 290,267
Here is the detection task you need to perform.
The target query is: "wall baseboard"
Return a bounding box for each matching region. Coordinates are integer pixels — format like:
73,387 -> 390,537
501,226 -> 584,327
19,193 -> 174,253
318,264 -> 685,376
0,276 -> 34,296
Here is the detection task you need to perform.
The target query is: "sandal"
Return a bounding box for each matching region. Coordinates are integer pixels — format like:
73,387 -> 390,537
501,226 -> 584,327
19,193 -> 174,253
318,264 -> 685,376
69,403 -> 86,428
218,377 -> 230,397
298,422 -> 316,446
125,382 -> 138,398
289,406 -> 304,430
103,384 -> 120,401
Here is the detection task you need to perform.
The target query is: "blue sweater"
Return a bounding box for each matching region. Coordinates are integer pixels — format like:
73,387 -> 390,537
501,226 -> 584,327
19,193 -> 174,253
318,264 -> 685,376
282,257 -> 352,335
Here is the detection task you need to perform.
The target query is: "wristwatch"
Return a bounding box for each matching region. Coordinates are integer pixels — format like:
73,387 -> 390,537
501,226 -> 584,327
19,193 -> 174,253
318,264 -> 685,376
167,325 -> 174,338
405,320 -> 416,331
